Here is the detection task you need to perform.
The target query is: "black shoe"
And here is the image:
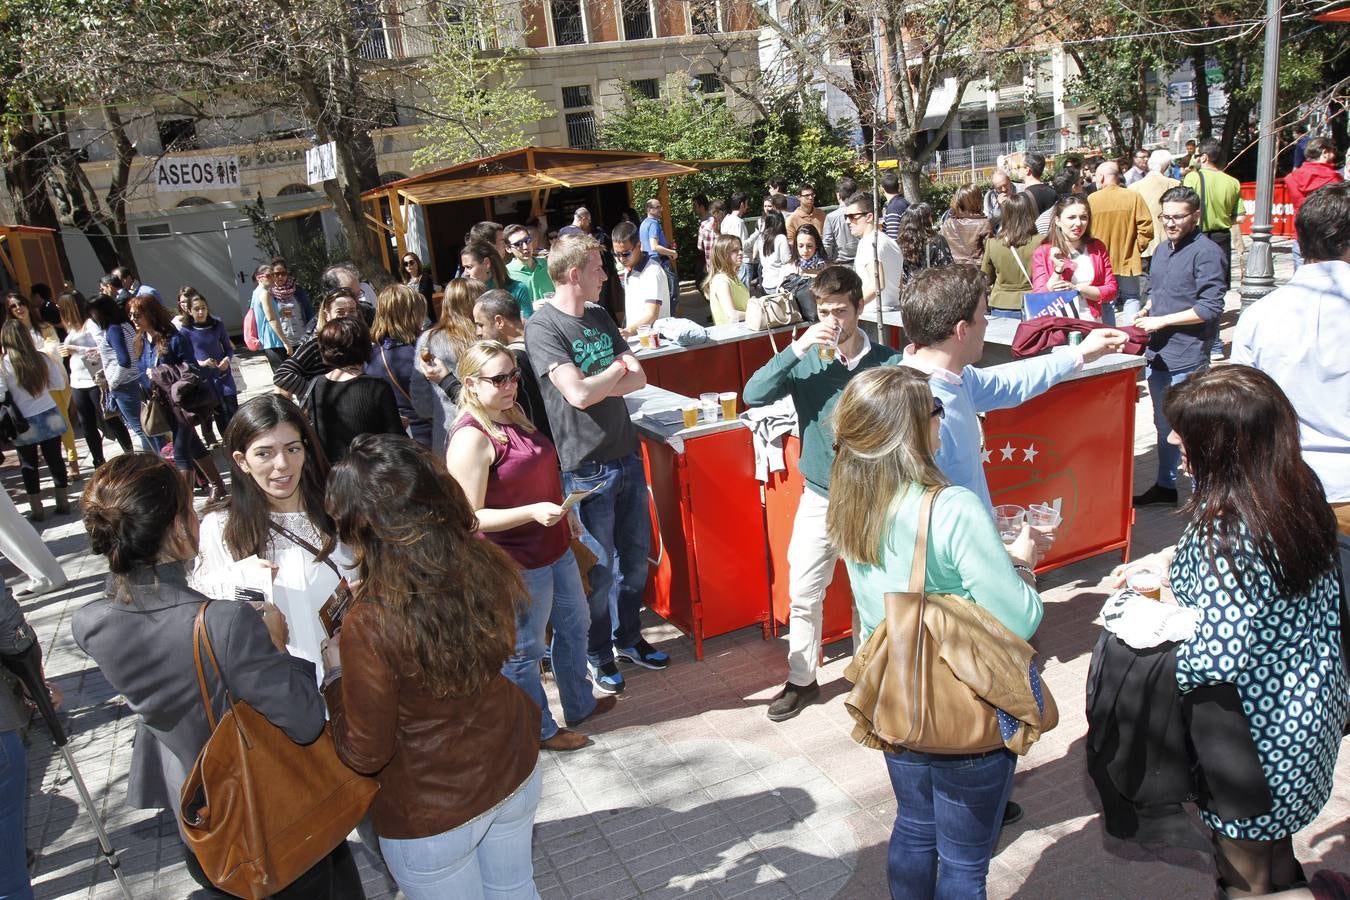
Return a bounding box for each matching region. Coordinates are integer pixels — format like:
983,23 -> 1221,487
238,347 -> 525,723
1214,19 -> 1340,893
1000,801 -> 1024,829
766,680 -> 819,721
1132,484 -> 1178,507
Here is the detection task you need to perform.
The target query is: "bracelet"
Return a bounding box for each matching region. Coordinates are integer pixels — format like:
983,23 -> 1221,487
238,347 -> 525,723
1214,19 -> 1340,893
1013,563 -> 1036,579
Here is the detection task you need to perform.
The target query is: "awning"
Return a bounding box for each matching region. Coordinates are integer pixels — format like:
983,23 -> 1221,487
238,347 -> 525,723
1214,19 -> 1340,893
272,203 -> 332,221
395,158 -> 698,206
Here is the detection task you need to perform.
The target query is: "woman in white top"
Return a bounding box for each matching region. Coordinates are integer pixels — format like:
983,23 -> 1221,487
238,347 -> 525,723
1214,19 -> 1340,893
0,318 -> 70,521
758,210 -> 793,294
191,394 -> 355,683
58,290 -> 133,468
6,292 -> 79,480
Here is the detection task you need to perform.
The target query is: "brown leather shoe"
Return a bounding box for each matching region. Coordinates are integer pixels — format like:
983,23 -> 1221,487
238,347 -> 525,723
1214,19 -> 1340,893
565,694 -> 617,728
540,729 -> 591,752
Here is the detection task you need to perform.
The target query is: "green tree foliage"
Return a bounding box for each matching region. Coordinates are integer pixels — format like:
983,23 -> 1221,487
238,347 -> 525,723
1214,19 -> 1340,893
412,7 -> 553,168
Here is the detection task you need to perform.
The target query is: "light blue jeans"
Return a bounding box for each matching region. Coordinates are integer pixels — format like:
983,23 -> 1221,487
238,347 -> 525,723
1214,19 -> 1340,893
109,383 -> 162,454
380,766 -> 542,899
1147,361 -> 1206,489
507,549 -> 596,739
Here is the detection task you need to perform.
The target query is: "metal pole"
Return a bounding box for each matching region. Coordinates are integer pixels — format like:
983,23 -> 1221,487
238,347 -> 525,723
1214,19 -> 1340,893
1239,0 -> 1283,307
58,744 -> 135,899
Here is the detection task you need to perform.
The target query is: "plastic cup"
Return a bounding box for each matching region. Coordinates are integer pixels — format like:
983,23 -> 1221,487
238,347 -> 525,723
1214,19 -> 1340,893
637,324 -> 653,349
1027,503 -> 1062,533
699,392 -> 720,423
719,391 -> 737,420
819,342 -> 837,363
680,401 -> 699,429
993,504 -> 1026,545
1125,565 -> 1163,600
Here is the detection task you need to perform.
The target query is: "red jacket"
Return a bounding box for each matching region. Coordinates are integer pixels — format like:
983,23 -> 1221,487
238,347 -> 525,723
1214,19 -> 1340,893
1285,161 -> 1343,213
1031,239 -> 1118,318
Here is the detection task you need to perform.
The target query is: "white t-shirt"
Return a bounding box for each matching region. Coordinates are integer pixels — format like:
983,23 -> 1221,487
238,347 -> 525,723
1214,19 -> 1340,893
619,255 -> 671,328
721,212 -> 750,242
854,231 -> 905,310
0,354 -> 64,418
760,234 -> 792,293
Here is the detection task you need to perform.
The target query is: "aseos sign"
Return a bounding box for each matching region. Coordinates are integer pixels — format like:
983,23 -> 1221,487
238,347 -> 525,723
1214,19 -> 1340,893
154,156 -> 242,192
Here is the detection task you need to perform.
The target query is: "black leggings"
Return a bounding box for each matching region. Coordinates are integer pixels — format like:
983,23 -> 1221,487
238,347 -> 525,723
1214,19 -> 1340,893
70,386 -> 132,465
263,347 -> 289,372
17,438 -> 68,494
184,839 -> 365,899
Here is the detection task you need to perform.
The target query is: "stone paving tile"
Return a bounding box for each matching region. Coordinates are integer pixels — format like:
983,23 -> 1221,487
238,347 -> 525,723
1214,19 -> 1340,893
20,263 -> 1350,899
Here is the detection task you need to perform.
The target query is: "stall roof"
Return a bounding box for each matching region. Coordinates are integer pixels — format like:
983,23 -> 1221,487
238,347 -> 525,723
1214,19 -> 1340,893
370,146 -> 716,207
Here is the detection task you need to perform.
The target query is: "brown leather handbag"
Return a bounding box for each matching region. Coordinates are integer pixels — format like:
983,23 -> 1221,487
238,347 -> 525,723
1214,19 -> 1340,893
843,486 -> 1058,755
179,603 -> 378,899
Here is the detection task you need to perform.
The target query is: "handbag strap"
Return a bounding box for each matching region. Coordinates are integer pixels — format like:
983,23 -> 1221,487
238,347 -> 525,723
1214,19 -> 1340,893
379,345 -> 415,406
191,602 -> 228,732
1009,243 -> 1033,285
907,485 -> 943,594
267,519 -> 342,579
1197,170 -> 1209,231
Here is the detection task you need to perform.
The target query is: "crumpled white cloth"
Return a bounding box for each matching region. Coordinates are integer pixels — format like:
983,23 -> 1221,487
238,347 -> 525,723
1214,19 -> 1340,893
743,396 -> 797,483
1100,589 -> 1200,649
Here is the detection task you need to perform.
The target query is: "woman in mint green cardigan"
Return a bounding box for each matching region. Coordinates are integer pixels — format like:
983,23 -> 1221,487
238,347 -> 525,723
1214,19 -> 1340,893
826,366 -> 1043,900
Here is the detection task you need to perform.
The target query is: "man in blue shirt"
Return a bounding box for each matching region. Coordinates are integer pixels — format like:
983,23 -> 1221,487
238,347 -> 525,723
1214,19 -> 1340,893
1131,186 -> 1228,505
638,198 -> 679,313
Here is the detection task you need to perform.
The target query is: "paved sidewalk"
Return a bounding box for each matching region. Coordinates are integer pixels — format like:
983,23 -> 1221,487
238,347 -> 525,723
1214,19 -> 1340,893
16,252 -> 1350,900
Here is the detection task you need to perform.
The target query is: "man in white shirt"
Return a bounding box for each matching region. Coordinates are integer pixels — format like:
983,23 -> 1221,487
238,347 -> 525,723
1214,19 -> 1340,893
1232,182 -> 1350,563
721,192 -> 753,287
611,221 -> 670,335
845,191 -> 904,311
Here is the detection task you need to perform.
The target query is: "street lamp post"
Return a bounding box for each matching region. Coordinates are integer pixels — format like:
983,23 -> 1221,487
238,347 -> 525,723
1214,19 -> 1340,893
1239,0 -> 1283,307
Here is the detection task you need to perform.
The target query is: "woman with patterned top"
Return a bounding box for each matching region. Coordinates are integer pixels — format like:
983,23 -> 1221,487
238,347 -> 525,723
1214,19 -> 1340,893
1160,366 -> 1346,896
193,395 -> 355,685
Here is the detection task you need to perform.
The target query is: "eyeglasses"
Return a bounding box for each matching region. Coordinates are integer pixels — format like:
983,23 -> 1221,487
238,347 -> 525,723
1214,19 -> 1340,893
1159,213 -> 1194,224
844,212 -> 867,222
931,397 -> 945,420
478,368 -> 521,387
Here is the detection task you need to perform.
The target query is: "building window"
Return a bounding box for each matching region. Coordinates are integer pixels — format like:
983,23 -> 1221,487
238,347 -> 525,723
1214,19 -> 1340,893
999,116 -> 1026,145
691,0 -> 720,34
562,84 -> 597,148
551,0 -> 586,45
629,78 -> 660,100
137,222 -> 172,242
157,117 -> 198,152
693,73 -> 723,95
621,0 -> 653,39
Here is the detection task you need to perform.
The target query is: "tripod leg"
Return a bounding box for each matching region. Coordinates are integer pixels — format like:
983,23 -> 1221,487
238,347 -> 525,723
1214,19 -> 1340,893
58,745 -> 134,900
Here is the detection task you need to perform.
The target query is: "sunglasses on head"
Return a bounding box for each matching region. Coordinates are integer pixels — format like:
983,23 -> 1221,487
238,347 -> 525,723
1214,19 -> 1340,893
478,368 -> 521,387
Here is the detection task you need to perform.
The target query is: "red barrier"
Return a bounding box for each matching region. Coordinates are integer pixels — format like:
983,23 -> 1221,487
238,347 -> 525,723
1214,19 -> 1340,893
1239,179 -> 1296,238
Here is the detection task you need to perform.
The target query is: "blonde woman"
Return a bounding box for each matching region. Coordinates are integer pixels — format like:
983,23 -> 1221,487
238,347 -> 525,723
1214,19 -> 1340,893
413,277 -> 485,454
701,235 -> 749,326
445,341 -> 610,753
366,283 -> 430,446
6,293 -> 79,480
272,287 -> 363,397
826,365 -> 1043,900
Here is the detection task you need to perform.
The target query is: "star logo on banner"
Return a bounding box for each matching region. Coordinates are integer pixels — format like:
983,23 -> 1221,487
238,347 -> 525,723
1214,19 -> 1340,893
981,448 -> 993,463
1022,444 -> 1039,463
999,442 -> 1016,461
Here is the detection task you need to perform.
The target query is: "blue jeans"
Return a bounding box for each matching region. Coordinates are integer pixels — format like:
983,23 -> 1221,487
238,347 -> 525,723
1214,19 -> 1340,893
561,453 -> 652,666
664,267 -> 680,315
0,729 -> 33,900
884,749 -> 1017,900
738,262 -> 756,290
1115,276 -> 1142,327
1147,361 -> 1206,489
380,767 -> 541,899
507,549 -> 596,739
110,383 -> 162,454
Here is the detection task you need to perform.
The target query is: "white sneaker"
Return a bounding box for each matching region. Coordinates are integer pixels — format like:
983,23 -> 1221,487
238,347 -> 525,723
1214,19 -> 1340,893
16,577 -> 66,599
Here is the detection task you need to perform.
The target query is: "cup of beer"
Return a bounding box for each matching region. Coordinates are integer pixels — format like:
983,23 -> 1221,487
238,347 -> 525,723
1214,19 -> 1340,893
637,324 -> 654,350
680,400 -> 700,429
719,392 -> 737,420
819,341 -> 837,363
993,504 -> 1026,545
699,392 -> 720,423
1125,565 -> 1164,601
1027,503 -> 1062,534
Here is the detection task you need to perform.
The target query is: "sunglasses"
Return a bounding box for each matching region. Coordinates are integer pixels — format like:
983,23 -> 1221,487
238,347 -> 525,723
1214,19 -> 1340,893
403,260 -> 417,267
931,397 -> 945,420
844,212 -> 868,222
508,237 -> 533,249
615,249 -> 633,259
478,368 -> 522,387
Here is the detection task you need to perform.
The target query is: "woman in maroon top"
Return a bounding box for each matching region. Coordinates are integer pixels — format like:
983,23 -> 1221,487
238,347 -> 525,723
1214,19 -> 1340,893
446,340 -> 613,752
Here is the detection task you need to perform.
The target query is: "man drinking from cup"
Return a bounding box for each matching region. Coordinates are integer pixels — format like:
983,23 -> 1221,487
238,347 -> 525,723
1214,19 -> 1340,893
743,266 -> 902,721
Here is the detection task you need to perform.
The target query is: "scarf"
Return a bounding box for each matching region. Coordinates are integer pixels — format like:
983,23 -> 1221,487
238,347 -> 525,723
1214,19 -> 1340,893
271,276 -> 298,302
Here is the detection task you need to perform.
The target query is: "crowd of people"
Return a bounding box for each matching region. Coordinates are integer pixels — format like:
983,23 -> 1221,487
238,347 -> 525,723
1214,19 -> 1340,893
0,149 -> 1346,900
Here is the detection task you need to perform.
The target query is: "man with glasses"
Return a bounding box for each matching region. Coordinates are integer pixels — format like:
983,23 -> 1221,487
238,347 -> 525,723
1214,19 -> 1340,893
743,266 -> 903,721
610,221 -> 670,336
639,198 -> 680,312
845,192 -> 904,312
524,235 -> 672,696
786,184 -> 826,246
1131,186 -> 1228,506
504,223 -> 554,318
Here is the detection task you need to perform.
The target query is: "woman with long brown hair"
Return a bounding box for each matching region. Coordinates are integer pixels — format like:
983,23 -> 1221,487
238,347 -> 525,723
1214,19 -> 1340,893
1154,366 -> 1346,895
940,184 -> 992,264
127,295 -> 227,499
0,318 -> 71,520
367,283 -> 431,446
73,452 -> 363,898
322,433 -> 541,898
401,250 -> 435,319
6,291 -> 80,480
59,289 -> 133,468
1031,193 -> 1118,322
414,277 -> 485,454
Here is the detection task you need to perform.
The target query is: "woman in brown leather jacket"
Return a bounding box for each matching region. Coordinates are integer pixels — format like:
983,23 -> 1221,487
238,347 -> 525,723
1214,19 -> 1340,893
939,184 -> 992,265
321,433 -> 542,899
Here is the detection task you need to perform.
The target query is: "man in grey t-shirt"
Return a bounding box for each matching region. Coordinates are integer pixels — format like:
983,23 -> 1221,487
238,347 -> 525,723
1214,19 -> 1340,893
525,235 -> 673,695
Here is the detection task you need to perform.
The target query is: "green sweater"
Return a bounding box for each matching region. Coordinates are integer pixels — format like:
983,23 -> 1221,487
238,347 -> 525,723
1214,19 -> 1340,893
846,484 -> 1044,642
981,235 -> 1043,311
743,338 -> 902,496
